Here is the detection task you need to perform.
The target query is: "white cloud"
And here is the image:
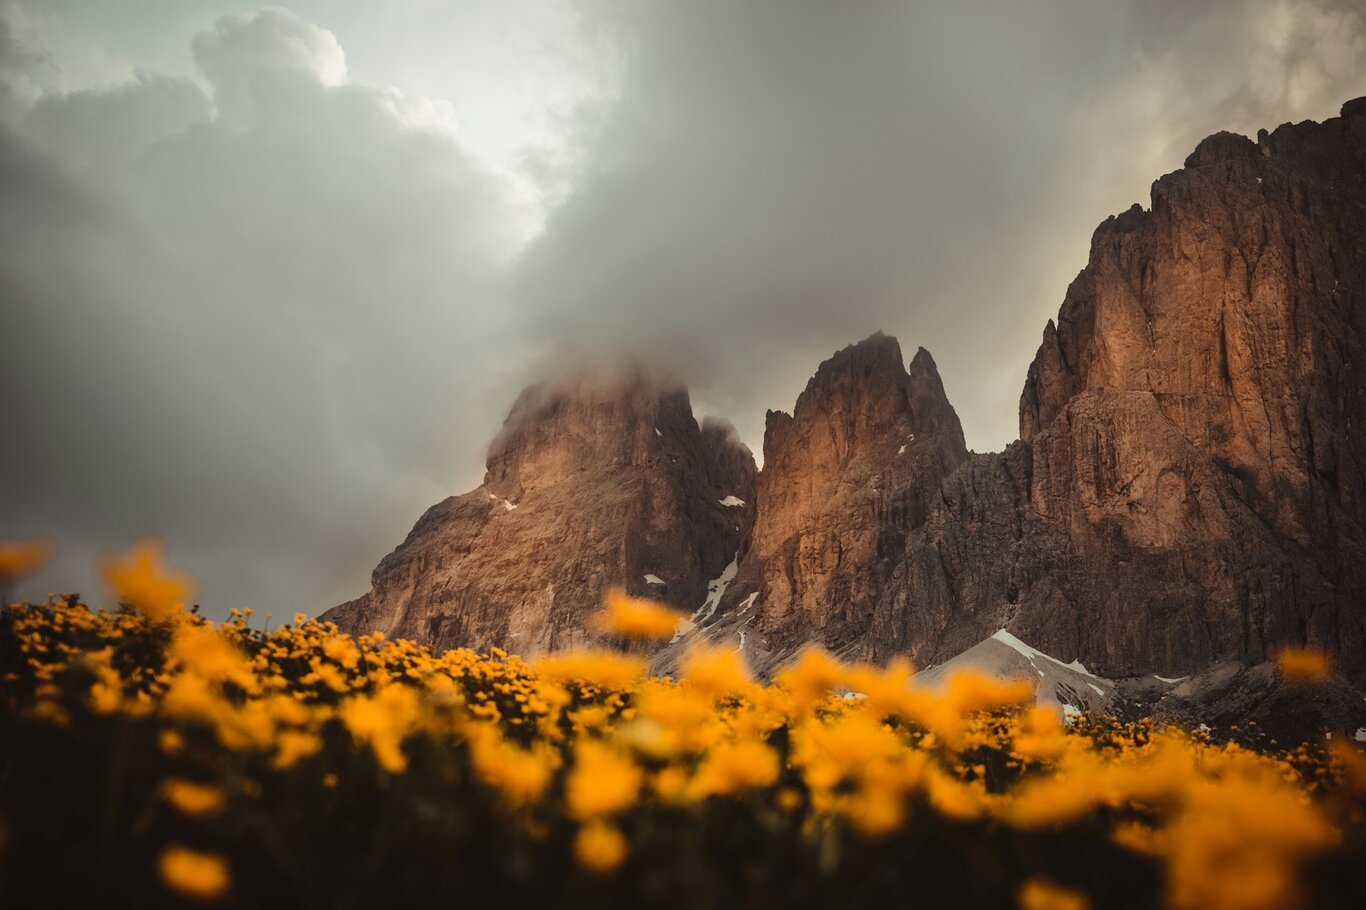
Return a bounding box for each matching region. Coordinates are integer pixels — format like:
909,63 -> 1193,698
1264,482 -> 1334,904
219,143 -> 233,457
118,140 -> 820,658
194,5 -> 346,86
1,6 -> 528,617
3,0 -> 1365,617
0,0 -> 56,116
191,6 -> 347,128
24,73 -> 210,167
517,0 -> 1366,453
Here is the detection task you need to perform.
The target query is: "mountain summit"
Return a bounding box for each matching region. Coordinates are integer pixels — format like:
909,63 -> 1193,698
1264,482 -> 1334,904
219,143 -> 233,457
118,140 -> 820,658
331,98 -> 1366,691
323,362 -> 756,654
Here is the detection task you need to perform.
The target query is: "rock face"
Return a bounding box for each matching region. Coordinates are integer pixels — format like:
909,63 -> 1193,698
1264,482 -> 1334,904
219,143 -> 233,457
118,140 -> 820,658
698,334 -> 969,665
337,98 -> 1366,690
323,363 -> 756,655
694,99 -> 1366,684
1000,110 -> 1366,679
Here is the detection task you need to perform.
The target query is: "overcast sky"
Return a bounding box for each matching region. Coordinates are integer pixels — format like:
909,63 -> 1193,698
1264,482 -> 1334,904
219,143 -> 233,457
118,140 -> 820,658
3,0 -> 1364,618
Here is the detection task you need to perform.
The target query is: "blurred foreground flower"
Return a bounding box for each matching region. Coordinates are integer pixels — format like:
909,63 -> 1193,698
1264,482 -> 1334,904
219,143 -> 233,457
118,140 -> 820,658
159,846 -> 230,901
1018,879 -> 1089,910
1276,647 -> 1332,682
102,539 -> 193,622
574,820 -> 627,874
591,589 -> 685,639
162,779 -> 225,817
0,538 -> 52,584
1,551 -> 1362,909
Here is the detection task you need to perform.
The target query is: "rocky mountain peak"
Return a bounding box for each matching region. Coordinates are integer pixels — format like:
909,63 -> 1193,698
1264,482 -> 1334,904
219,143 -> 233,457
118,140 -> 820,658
984,99 -> 1366,681
693,333 -> 972,665
324,359 -> 756,656
766,332 -> 964,470
334,98 -> 1366,696
483,361 -> 703,494
790,331 -> 908,422
673,99 -> 1366,690
906,346 -> 965,446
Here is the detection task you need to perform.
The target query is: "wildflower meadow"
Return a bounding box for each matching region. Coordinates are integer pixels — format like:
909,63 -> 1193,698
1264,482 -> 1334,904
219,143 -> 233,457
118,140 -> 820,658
0,539 -> 1362,908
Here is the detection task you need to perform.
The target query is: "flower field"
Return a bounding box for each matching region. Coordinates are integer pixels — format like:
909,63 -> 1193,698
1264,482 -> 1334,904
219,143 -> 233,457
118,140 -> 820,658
0,541 -> 1363,908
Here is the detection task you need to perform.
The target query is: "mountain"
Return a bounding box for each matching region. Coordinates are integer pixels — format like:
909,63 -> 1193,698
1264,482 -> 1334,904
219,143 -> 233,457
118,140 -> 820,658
658,334 -> 969,669
683,98 -> 1366,686
322,363 -> 756,655
332,98 -> 1366,695
916,632 -> 1366,747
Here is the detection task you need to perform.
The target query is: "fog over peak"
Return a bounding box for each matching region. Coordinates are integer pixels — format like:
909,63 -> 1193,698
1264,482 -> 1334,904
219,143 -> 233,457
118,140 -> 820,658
2,0 -> 1364,618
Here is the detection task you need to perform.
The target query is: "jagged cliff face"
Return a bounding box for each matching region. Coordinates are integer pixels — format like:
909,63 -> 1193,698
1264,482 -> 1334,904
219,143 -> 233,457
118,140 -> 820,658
1001,102 -> 1366,678
713,335 -> 969,662
323,364 -> 756,655
336,98 -> 1366,687
707,99 -> 1366,681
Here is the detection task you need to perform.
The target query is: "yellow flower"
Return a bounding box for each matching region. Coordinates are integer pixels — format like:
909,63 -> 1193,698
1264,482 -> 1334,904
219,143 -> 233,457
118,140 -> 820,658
339,684 -> 419,773
690,739 -> 779,797
1330,741 -> 1366,797
1007,751 -> 1107,828
1011,706 -> 1069,762
6,571 -> 1359,908
533,650 -> 645,690
102,540 -> 193,623
469,728 -> 554,808
680,644 -> 753,698
842,657 -> 915,718
273,730 -> 323,770
941,670 -> 1033,714
1275,647 -> 1332,682
304,657 -> 351,693
1018,878 -> 1089,910
591,589 -> 685,639
845,787 -> 905,837
162,779 -> 225,816
567,740 -> 641,818
0,538 -> 52,583
162,672 -> 220,722
574,820 -> 627,874
652,765 -> 691,802
159,846 -> 230,901
169,624 -> 252,689
159,729 -> 185,756
1162,774 -> 1338,910
774,646 -> 843,710
925,767 -> 986,822
88,666 -> 124,714
322,635 -> 362,670
1112,821 -> 1167,856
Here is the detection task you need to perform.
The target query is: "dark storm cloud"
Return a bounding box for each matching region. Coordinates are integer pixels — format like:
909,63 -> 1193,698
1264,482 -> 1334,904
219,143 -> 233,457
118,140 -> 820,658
2,1 -> 1364,618
519,0 -> 1366,450
2,6 -> 527,617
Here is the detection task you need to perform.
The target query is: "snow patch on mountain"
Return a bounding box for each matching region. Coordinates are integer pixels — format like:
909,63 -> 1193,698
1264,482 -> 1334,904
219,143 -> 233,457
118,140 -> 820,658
991,629 -> 1096,678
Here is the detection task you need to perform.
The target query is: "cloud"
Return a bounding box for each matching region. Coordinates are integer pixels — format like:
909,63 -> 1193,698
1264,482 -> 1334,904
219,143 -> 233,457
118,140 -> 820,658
516,0 -> 1366,452
24,73 -> 210,167
191,5 -> 347,128
0,6 -> 526,617
0,0 -> 55,116
194,6 -> 346,84
2,0 -> 1364,620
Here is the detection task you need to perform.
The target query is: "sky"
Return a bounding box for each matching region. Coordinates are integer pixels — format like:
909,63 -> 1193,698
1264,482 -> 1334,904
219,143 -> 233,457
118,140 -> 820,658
3,0 -> 1365,619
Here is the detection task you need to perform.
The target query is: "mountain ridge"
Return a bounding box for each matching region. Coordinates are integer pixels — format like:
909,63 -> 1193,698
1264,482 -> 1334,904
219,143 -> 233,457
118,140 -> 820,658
327,96 -> 1366,691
